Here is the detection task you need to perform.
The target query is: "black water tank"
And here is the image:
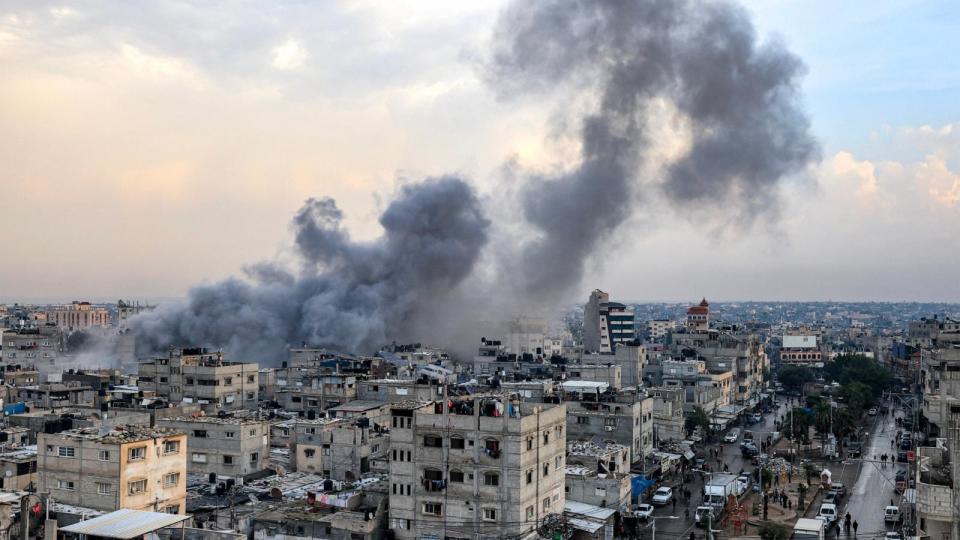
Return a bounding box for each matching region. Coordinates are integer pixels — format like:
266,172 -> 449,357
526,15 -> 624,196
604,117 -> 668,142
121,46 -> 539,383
307,410 -> 316,420
209,473 -> 217,484
100,402 -> 108,413
225,478 -> 235,490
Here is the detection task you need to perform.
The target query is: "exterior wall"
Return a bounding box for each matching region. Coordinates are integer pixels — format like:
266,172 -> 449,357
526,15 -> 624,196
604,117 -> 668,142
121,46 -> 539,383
156,418 -> 270,478
566,364 -> 622,390
293,422 -> 388,481
46,302 -> 110,330
388,400 -> 567,540
138,350 -> 259,412
275,371 -> 357,414
566,397 -> 654,464
564,473 -> 631,510
1,326 -> 64,368
37,430 -> 187,513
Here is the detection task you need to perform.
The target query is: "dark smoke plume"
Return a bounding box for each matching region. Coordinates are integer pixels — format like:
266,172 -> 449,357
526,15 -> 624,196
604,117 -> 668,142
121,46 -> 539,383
131,177 -> 489,364
487,0 -> 818,300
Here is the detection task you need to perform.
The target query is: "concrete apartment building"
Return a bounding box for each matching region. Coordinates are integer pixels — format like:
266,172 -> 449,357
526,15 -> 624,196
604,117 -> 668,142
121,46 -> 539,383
650,386 -> 686,443
156,416 -> 270,480
565,440 -> 632,510
564,363 -> 622,391
292,418 -> 389,481
45,301 -> 110,330
116,300 -> 154,331
387,397 -> 567,540
564,389 -> 654,466
17,381 -> 95,408
584,289 -> 636,353
37,426 -> 188,514
780,335 -> 823,365
646,319 -> 676,341
1,324 -> 64,369
138,348 -> 259,412
0,446 -> 37,490
274,370 -> 357,415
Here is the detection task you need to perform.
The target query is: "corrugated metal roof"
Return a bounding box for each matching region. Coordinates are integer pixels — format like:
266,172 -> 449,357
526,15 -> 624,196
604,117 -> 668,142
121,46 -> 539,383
59,508 -> 190,538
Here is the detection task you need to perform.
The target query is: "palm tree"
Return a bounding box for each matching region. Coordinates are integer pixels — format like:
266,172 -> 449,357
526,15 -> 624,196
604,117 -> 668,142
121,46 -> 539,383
685,406 -> 711,438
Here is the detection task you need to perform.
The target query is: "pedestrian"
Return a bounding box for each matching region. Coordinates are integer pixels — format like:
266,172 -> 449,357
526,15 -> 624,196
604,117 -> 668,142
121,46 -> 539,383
853,521 -> 858,536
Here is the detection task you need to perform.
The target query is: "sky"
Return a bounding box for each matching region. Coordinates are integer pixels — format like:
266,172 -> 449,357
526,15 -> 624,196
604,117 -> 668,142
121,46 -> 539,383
1,0 -> 958,304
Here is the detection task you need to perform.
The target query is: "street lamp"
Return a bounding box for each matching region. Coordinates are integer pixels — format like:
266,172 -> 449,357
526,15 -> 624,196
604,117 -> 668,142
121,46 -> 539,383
645,515 -> 679,540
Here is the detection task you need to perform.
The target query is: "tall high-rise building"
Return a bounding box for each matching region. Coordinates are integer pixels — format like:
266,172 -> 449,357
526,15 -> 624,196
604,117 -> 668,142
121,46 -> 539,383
584,289 -> 635,353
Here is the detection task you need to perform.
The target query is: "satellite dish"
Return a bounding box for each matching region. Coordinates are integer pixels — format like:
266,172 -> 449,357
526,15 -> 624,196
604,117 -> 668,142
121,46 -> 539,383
4,471 -> 11,477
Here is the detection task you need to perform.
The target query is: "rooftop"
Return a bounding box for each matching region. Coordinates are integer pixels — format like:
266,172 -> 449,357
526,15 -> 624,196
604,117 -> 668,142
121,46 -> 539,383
326,400 -> 388,412
49,425 -> 184,444
160,415 -> 268,426
59,508 -> 190,539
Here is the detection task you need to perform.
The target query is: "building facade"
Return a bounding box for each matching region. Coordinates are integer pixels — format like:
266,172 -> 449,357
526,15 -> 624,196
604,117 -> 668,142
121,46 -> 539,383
138,348 -> 259,412
156,416 -> 270,479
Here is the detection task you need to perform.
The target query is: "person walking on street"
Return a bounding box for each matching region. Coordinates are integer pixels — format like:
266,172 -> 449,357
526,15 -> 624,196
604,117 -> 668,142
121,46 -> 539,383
853,521 -> 858,536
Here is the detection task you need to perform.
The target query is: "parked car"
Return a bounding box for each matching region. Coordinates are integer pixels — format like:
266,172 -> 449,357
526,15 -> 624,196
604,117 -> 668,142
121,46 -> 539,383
634,504 -> 654,521
897,450 -> 908,462
895,470 -> 907,493
823,492 -> 838,505
724,429 -> 741,443
900,439 -> 912,450
885,533 -> 901,540
652,487 -> 673,506
741,442 -> 759,457
868,407 -> 878,416
830,483 -> 847,499
884,506 -> 900,524
818,503 -> 838,525
735,475 -> 751,496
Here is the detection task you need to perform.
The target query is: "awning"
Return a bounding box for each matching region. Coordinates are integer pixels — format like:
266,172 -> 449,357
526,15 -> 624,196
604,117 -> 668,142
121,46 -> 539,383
59,509 -> 190,539
568,517 -> 605,533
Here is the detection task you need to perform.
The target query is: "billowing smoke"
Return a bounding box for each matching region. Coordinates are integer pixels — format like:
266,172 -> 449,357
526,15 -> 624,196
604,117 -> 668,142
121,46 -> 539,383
131,177 -> 489,364
131,0 -> 818,363
487,0 -> 818,300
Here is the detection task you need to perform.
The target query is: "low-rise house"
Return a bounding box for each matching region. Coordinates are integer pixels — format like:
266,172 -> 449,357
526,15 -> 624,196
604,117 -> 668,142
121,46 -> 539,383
157,415 -> 271,480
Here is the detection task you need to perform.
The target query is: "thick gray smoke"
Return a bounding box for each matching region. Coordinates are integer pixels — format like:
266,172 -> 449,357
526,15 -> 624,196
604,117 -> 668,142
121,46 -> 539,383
131,177 -> 489,364
488,0 -> 819,300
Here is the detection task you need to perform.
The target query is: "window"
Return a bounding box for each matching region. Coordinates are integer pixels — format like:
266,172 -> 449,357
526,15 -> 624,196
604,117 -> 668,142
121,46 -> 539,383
225,431 -> 236,439
224,377 -> 233,386
165,505 -> 179,515
129,446 -> 146,461
128,479 -> 147,495
193,453 -> 207,463
163,472 -> 180,487
247,375 -> 255,383
483,472 -> 499,486
250,452 -> 259,464
576,416 -> 590,425
422,502 -> 442,516
483,508 -> 497,521
449,470 -> 464,483
223,455 -> 235,465
526,506 -> 535,520
527,437 -> 533,450
304,449 -> 316,458
58,480 -> 75,490
555,455 -> 563,469
543,432 -> 549,444
247,392 -> 255,400
164,440 -> 180,454
424,435 -> 443,448
543,463 -> 549,477
58,446 -> 75,458
604,418 -> 617,427
97,449 -> 110,461
543,497 -> 551,510
194,430 -> 208,438
450,437 -> 465,449
526,469 -> 533,485
96,482 -> 111,495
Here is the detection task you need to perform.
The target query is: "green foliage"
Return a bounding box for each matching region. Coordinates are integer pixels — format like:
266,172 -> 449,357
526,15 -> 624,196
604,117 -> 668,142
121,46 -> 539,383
754,468 -> 773,489
758,522 -> 793,540
685,406 -> 711,437
785,407 -> 811,444
778,365 -> 815,392
840,381 -> 873,418
825,354 -> 893,397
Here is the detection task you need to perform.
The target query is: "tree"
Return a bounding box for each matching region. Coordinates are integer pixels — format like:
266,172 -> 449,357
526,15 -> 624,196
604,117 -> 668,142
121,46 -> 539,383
785,407 -> 811,444
826,354 -> 893,398
685,406 -> 711,437
759,522 -> 792,540
840,382 -> 873,418
778,365 -> 815,393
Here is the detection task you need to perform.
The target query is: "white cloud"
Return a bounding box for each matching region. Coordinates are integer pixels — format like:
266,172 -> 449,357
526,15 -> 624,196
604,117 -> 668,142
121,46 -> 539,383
271,39 -> 306,70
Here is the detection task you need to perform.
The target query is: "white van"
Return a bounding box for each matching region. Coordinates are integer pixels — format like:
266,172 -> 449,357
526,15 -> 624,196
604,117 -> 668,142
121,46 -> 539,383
724,428 -> 741,443
818,503 -> 838,524
884,506 -> 900,524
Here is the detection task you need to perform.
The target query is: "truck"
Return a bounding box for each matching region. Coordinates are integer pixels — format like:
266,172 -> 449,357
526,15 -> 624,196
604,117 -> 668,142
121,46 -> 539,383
793,518 -> 826,540
703,474 -> 738,513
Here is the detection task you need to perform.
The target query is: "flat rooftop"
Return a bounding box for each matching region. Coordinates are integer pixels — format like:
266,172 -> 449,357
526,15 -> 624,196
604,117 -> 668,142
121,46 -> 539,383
50,426 -> 184,444
160,415 -> 267,426
326,400 -> 387,412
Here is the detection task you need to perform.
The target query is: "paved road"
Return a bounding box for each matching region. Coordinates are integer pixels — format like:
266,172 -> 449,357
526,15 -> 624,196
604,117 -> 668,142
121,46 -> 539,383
842,411 -> 904,540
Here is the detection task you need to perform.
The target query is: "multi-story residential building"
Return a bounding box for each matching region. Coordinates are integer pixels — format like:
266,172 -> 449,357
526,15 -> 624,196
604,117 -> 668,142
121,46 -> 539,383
387,397 -> 567,540
0,446 -> 37,490
564,363 -> 622,390
646,319 -> 677,341
292,418 -> 389,481
502,316 -> 547,357
1,325 -> 65,370
564,440 -> 631,510
37,426 -> 187,513
909,316 -> 960,349
156,416 -> 270,480
563,386 -> 654,466
584,290 -> 636,353
275,371 -> 357,415
650,386 -> 686,443
45,301 -> 110,330
138,348 -> 259,412
17,381 -> 95,408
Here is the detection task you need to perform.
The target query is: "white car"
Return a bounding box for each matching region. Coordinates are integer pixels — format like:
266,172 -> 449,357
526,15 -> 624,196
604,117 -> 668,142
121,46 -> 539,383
884,506 -> 900,523
735,475 -> 751,496
869,408 -> 878,416
634,504 -> 654,521
652,487 -> 673,506
724,429 -> 740,443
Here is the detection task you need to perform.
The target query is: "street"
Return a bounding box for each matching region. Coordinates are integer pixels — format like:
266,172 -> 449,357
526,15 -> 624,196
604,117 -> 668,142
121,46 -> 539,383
842,411 -> 903,540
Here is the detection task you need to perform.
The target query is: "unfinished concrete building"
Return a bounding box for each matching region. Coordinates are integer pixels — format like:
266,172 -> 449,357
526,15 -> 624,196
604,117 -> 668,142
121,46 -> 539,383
563,385 -> 654,467
156,416 -> 271,480
292,418 -> 389,481
138,348 -> 259,412
387,397 -> 567,540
